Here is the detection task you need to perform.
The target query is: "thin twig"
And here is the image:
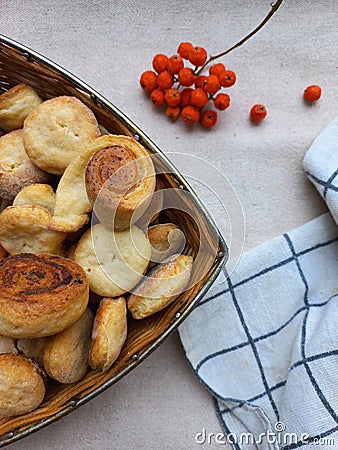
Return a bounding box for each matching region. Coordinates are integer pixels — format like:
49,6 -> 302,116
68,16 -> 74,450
196,0 -> 284,75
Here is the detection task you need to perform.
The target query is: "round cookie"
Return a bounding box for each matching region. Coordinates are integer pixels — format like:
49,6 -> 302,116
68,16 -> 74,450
0,253 -> 89,338
0,130 -> 49,201
0,354 -> 46,418
0,83 -> 42,132
74,223 -> 151,297
23,96 -> 100,175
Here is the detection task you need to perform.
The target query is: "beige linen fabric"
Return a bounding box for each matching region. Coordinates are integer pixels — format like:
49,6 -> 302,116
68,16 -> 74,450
0,0 -> 336,449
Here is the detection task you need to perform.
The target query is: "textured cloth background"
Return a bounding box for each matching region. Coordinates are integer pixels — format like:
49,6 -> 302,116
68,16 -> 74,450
0,1 -> 337,449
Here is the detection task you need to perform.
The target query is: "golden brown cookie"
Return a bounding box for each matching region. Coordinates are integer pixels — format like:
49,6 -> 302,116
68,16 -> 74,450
0,130 -> 49,201
23,96 -> 100,175
74,223 -> 151,297
43,309 -> 93,384
127,254 -> 193,319
48,134 -> 155,233
85,135 -> 156,230
89,297 -> 127,372
0,83 -> 42,132
147,223 -> 186,264
0,204 -> 66,255
0,253 -> 89,338
13,183 -> 56,212
0,354 -> 46,418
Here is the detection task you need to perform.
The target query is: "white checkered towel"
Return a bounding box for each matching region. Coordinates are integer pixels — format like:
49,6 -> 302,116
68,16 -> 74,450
179,116 -> 338,450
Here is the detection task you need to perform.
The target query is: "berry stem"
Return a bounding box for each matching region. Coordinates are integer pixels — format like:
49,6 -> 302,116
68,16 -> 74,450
196,0 -> 284,75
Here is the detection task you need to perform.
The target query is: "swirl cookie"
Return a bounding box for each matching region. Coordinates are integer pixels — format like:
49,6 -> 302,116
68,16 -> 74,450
74,223 -> 151,297
0,253 -> 89,338
0,83 -> 42,132
48,134 -> 155,233
44,309 -> 93,384
23,96 -> 100,175
85,135 -> 156,230
89,297 -> 127,372
127,254 -> 193,319
0,130 -> 49,201
0,354 -> 45,418
0,205 -> 66,255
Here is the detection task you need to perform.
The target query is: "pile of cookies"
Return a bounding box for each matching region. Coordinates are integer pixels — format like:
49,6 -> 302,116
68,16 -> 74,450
0,83 -> 193,419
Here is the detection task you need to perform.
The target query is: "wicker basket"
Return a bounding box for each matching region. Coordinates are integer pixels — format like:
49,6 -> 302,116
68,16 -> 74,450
0,34 -> 227,446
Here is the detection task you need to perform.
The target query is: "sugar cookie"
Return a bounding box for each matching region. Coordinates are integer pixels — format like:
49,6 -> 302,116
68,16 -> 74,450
23,96 -> 100,175
74,223 -> 151,297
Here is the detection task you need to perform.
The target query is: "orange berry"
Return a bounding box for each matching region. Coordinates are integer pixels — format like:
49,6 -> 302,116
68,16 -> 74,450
180,88 -> 193,108
166,106 -> 181,121
150,89 -> 165,106
152,54 -> 169,73
167,54 -> 184,74
190,88 -> 209,108
219,70 -> 236,87
214,93 -> 230,111
250,104 -> 267,123
209,63 -> 226,78
156,71 -> 174,90
200,110 -> 218,128
188,46 -> 208,67
195,75 -> 208,90
177,42 -> 194,59
181,106 -> 200,125
205,75 -> 220,94
178,67 -> 196,87
165,88 -> 181,107
303,85 -> 322,102
140,70 -> 157,92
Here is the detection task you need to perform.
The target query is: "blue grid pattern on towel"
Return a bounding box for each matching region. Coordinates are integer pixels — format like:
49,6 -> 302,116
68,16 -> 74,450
179,214 -> 338,450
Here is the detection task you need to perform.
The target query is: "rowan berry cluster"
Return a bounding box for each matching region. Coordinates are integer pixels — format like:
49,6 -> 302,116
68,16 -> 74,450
139,42 -> 236,128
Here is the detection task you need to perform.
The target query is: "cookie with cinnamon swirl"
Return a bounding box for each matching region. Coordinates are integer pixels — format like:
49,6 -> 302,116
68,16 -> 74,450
0,253 -> 89,338
85,135 -> 156,230
49,135 -> 156,233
